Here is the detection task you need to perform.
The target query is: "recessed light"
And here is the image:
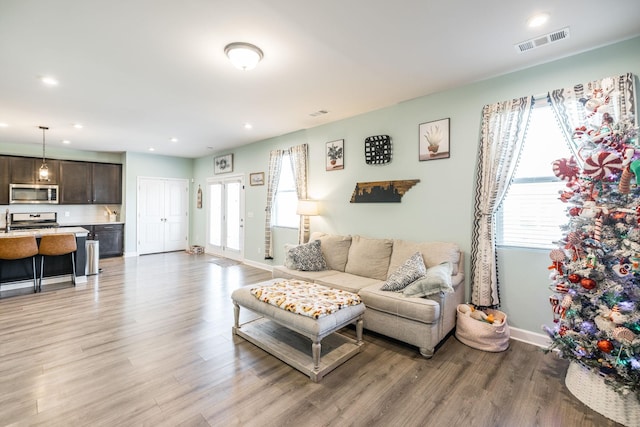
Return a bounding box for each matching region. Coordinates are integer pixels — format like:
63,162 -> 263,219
244,123 -> 253,130
170,137 -> 179,142
73,123 -> 83,129
0,123 -> 8,128
40,76 -> 59,86
148,147 -> 155,152
62,140 -> 71,144
527,13 -> 549,28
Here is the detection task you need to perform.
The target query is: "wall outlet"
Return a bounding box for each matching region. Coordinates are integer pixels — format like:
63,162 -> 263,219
257,247 -> 261,254
64,211 -> 70,217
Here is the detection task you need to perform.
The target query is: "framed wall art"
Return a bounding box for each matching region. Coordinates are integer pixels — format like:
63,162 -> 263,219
249,172 -> 265,186
326,139 -> 344,171
214,153 -> 233,174
419,118 -> 450,161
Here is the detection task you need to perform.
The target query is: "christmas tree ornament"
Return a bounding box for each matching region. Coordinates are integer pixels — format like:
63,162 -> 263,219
584,151 -> 623,180
619,166 -> 633,194
579,277 -> 597,290
568,273 -> 581,283
553,157 -> 579,182
597,339 -> 614,353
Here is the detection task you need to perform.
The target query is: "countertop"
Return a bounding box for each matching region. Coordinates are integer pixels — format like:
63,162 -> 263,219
0,227 -> 90,238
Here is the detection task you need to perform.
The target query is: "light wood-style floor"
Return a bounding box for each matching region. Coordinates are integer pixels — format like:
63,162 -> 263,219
0,252 -> 621,426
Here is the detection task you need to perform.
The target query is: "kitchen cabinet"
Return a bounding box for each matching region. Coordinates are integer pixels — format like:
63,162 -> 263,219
0,156 -> 9,204
83,224 -> 124,258
60,161 -> 122,204
9,156 -> 59,184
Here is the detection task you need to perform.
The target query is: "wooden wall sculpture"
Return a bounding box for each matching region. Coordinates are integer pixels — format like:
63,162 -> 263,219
350,179 -> 420,203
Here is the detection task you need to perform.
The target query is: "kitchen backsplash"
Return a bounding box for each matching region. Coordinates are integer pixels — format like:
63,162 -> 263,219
1,204 -> 123,228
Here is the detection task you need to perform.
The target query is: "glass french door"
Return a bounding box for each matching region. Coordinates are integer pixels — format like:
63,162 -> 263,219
206,175 -> 244,260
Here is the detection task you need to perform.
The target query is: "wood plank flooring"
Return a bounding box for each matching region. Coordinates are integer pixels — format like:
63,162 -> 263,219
0,252 -> 622,426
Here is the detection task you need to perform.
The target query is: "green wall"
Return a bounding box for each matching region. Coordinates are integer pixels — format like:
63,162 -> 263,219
193,36 -> 640,338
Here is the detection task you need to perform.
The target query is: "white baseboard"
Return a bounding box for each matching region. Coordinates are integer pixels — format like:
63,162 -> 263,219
243,259 -> 272,272
509,327 -> 551,348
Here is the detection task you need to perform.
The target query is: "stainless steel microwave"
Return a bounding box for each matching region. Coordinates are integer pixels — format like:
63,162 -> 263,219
9,184 -> 59,204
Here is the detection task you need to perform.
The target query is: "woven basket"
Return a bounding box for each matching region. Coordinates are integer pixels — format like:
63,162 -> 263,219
565,361 -> 640,426
455,305 -> 510,352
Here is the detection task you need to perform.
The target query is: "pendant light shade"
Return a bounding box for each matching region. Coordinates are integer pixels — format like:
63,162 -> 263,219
224,42 -> 264,71
39,126 -> 49,181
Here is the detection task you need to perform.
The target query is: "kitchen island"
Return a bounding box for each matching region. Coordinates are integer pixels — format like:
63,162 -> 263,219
0,227 -> 89,290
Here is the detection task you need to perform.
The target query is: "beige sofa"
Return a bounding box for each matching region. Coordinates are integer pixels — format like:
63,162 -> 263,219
272,232 -> 465,358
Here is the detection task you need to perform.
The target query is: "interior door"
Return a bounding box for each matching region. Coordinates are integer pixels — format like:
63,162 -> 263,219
137,177 -> 189,255
206,175 -> 244,260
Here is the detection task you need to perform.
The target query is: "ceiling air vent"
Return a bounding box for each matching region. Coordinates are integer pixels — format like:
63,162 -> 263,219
515,27 -> 570,53
309,110 -> 329,117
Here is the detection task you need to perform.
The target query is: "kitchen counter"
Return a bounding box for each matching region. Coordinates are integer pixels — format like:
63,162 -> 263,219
0,227 -> 89,238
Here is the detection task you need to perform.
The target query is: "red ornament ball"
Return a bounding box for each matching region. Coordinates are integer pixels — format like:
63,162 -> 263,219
580,277 -> 597,290
569,207 -> 581,216
597,339 -> 614,353
568,274 -> 581,283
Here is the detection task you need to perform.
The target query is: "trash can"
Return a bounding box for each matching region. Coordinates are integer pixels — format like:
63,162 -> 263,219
86,240 -> 100,275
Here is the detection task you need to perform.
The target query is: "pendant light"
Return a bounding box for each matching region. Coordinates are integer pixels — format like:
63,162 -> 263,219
39,126 -> 49,181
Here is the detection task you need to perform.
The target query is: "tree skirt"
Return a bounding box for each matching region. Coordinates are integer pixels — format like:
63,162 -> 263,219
565,362 -> 640,426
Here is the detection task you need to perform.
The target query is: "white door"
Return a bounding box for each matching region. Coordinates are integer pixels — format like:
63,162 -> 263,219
206,175 -> 244,260
138,177 -> 189,255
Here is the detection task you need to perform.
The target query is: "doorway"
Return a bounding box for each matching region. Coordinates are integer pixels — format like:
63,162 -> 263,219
137,177 -> 189,255
206,175 -> 244,260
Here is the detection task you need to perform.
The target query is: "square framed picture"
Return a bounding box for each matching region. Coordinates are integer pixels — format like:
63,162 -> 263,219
326,139 -> 344,171
249,172 -> 265,186
214,154 -> 233,174
419,118 -> 450,161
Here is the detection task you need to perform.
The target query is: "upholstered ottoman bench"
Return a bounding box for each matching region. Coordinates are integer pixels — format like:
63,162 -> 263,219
231,278 -> 365,382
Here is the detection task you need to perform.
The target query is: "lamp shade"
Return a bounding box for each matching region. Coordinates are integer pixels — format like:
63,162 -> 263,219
296,200 -> 319,216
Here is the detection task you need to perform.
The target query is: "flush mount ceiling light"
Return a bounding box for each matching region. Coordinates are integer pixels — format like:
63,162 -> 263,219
527,12 -> 550,28
40,76 -> 59,86
224,42 -> 264,71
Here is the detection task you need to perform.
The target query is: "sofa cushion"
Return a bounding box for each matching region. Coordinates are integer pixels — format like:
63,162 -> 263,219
359,282 -> 441,324
344,235 -> 393,280
310,232 -> 352,272
272,265 -> 341,282
403,261 -> 453,297
388,240 -> 461,276
314,272 -> 382,294
285,240 -> 327,271
381,252 -> 427,292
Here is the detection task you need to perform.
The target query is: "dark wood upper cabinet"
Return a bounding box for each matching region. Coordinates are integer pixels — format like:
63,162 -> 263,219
9,156 -> 59,184
59,160 -> 122,204
0,156 -> 9,204
93,163 -> 122,204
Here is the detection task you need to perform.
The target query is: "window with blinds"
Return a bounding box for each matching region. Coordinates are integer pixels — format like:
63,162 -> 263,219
496,103 -> 573,250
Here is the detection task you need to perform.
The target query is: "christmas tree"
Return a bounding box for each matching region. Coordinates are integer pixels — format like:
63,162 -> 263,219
544,110 -> 640,398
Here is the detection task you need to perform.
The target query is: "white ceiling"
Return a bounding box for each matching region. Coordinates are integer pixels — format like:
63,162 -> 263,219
0,0 -> 639,159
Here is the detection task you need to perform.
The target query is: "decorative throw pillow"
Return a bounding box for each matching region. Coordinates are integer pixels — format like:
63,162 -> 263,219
286,240 -> 327,271
403,261 -> 453,297
380,252 -> 427,292
283,243 -> 298,269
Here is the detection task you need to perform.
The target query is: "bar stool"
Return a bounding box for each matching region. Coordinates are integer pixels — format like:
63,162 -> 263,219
38,233 -> 77,292
0,236 -> 39,293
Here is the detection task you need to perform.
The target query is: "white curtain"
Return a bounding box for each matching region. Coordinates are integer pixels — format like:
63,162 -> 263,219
471,97 -> 534,308
289,144 -> 309,244
263,149 -> 284,259
549,73 -> 636,166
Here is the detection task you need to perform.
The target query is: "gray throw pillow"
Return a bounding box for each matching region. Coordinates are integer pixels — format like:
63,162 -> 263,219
403,261 -> 453,297
286,240 -> 327,271
381,252 -> 427,291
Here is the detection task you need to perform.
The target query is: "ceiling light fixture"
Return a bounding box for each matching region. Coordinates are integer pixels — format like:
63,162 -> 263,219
170,137 -> 179,142
62,140 -> 71,144
73,123 -> 83,129
38,126 -> 50,181
244,123 -> 253,129
0,123 -> 8,127
40,76 -> 59,86
527,13 -> 549,28
224,42 -> 264,71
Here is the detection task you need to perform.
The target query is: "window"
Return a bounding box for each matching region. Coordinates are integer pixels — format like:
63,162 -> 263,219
496,103 -> 573,249
273,154 -> 298,227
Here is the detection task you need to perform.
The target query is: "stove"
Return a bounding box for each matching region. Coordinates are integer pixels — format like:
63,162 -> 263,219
8,212 -> 59,230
